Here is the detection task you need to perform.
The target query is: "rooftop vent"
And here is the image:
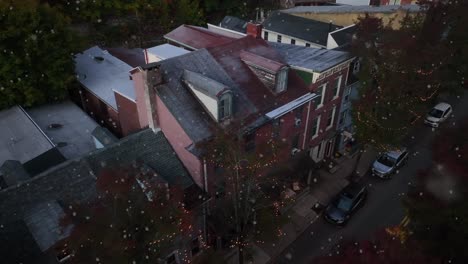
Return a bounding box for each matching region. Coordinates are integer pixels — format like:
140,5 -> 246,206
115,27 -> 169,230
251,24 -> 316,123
93,56 -> 104,62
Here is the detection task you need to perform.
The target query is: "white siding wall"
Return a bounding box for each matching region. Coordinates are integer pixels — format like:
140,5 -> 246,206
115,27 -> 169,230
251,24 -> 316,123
262,29 -> 324,48
189,86 -> 219,121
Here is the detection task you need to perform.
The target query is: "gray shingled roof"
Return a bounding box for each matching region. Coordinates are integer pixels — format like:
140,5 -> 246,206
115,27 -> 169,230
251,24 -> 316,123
23,201 -> 72,252
86,129 -> 194,188
262,11 -> 341,46
282,4 -> 421,14
155,49 -> 257,143
183,69 -> 229,98
0,128 -> 200,261
270,42 -> 352,72
219,15 -> 248,33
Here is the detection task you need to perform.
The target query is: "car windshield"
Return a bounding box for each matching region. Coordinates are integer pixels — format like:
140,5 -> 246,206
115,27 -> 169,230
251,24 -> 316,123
428,108 -> 444,118
333,196 -> 353,211
377,154 -> 396,167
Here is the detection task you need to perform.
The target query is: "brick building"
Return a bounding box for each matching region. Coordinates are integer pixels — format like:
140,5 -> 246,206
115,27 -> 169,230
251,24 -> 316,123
73,46 -> 144,137
131,25 -> 353,194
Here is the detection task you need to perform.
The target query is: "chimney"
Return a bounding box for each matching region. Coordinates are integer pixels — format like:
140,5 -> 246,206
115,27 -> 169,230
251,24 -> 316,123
246,22 -> 263,39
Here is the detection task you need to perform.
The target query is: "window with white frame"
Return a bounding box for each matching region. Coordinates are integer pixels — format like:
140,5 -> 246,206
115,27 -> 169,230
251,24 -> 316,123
291,38 -> 296,45
333,75 -> 342,99
218,93 -> 232,120
316,83 -> 327,109
310,115 -> 321,138
275,67 -> 289,93
263,31 -> 268,40
326,106 -> 337,130
277,35 -> 282,43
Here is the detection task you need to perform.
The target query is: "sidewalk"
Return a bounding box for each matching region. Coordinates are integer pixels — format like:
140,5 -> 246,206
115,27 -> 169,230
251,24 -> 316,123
249,147 -> 378,264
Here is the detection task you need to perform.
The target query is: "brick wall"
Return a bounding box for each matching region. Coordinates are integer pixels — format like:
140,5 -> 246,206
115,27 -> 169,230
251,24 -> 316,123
155,95 -> 204,190
115,91 -> 141,136
79,87 -> 123,137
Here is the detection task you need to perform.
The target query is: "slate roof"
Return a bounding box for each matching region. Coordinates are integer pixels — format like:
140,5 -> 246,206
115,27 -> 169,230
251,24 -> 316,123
219,15 -> 248,33
240,50 -> 287,73
270,42 -> 353,72
74,46 -> 135,109
0,106 -> 54,167
0,129 -> 201,261
164,25 -> 236,50
183,70 -> 230,98
91,126 -> 118,147
207,36 -> 311,112
330,24 -> 356,47
154,49 -> 256,143
86,129 -> 194,188
0,220 -> 49,264
282,4 -> 422,14
262,11 -> 341,47
23,201 -> 72,252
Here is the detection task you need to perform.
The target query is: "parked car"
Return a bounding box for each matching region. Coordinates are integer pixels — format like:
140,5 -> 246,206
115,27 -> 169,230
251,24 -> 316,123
324,183 -> 367,226
424,102 -> 452,127
371,149 -> 409,179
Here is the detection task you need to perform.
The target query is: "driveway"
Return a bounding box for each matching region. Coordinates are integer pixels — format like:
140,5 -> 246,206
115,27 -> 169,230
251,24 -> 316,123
274,91 -> 468,264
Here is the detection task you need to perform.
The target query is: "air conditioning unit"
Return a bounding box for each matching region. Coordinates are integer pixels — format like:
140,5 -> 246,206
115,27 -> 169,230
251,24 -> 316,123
291,148 -> 300,156
295,118 -> 302,127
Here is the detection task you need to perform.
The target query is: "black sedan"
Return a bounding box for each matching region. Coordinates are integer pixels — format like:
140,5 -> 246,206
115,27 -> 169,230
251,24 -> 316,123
324,183 -> 367,226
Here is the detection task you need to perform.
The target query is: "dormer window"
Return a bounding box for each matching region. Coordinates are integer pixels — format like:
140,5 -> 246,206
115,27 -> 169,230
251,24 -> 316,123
183,70 -> 233,123
218,92 -> 232,120
240,51 -> 288,94
276,67 -> 289,93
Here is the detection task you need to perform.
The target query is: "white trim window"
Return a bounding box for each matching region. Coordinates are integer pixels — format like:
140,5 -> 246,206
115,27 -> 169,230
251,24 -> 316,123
311,115 -> 321,139
333,75 -> 342,99
326,106 -> 337,130
277,34 -> 282,43
263,31 -> 268,40
316,83 -> 327,109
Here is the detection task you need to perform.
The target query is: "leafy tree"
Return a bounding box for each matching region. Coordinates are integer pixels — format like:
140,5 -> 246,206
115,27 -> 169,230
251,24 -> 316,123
171,0 -> 204,26
349,0 -> 467,173
314,230 -> 440,264
201,128 -> 288,264
404,119 -> 468,263
58,166 -> 194,263
0,1 -> 77,109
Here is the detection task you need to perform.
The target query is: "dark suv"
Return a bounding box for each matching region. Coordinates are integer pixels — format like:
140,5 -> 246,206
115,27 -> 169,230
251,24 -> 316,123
324,183 -> 367,226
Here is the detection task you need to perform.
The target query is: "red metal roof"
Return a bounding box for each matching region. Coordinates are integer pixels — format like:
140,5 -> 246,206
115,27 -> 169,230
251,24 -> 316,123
240,50 -> 286,73
164,25 -> 235,50
207,36 -> 310,114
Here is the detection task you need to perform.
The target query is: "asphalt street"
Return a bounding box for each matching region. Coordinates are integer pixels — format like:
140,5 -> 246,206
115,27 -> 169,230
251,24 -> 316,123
274,91 -> 468,264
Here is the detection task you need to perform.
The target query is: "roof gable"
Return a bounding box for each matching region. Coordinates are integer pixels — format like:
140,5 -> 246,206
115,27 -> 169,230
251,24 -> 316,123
164,25 -> 235,50
207,36 -> 311,114
263,11 -> 341,46
270,42 -> 352,72
219,15 -> 248,33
